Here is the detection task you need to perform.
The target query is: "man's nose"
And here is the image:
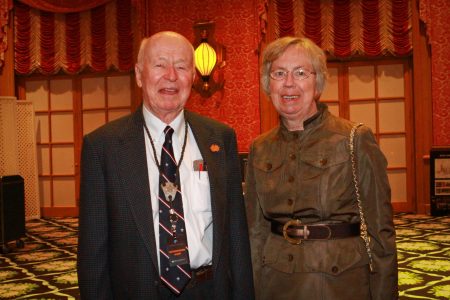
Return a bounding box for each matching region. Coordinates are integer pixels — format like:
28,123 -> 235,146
164,65 -> 178,81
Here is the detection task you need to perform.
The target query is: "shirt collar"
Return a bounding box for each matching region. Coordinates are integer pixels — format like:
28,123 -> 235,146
142,105 -> 185,143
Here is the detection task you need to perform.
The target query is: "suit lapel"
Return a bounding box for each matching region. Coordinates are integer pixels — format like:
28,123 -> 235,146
185,111 -> 226,270
115,107 -> 159,270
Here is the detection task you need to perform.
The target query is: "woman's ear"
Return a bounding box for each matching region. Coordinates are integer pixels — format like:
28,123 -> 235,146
314,88 -> 321,100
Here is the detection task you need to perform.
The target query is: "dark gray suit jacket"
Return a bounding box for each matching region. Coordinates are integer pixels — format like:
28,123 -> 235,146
77,106 -> 254,299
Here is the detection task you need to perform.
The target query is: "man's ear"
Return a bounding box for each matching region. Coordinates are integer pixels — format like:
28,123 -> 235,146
135,64 -> 142,88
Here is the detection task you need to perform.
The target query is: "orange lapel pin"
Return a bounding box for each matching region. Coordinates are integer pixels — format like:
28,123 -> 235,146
210,144 -> 220,152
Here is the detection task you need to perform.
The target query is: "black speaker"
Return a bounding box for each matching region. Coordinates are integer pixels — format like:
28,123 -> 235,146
0,175 -> 26,253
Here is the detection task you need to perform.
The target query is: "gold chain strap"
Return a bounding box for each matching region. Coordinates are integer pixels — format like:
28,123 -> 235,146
349,123 -> 374,273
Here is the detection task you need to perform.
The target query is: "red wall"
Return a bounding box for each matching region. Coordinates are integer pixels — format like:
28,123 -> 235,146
426,1 -> 450,145
146,1 -> 261,152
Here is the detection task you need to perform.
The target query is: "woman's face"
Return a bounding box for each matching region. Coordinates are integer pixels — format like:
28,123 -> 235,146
269,45 -> 319,127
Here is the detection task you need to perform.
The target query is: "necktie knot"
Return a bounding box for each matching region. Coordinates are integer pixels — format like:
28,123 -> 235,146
161,126 -> 176,182
164,126 -> 174,142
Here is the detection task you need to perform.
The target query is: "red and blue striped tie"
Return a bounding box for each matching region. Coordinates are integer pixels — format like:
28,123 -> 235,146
158,126 -> 191,294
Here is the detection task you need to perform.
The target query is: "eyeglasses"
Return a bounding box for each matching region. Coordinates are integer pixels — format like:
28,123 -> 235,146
269,67 -> 316,81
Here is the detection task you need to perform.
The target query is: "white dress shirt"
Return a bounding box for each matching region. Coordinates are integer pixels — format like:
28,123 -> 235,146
143,106 -> 213,270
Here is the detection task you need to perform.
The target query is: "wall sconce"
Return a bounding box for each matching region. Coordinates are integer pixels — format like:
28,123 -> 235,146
192,21 -> 225,98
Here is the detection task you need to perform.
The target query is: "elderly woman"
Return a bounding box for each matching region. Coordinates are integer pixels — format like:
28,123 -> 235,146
245,36 -> 398,299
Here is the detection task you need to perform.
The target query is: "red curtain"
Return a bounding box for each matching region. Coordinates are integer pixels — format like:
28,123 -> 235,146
303,0 -> 321,46
263,0 -> 412,57
333,0 -> 351,57
90,5 -> 106,72
14,1 -> 30,73
14,0 -> 135,75
362,0 -> 381,56
391,0 -> 410,55
17,0 -> 112,13
65,12 -> 80,73
276,0 -> 295,36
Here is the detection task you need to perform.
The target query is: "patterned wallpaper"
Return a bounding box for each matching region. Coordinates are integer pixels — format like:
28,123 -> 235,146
420,0 -> 450,145
429,1 -> 450,145
147,0 -> 261,152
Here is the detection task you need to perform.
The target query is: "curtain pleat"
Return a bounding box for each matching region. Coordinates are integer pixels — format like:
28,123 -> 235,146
391,0 -> 411,55
362,0 -> 381,56
65,13 -> 81,73
117,0 -> 133,70
303,0 -> 322,46
39,10 -> 55,74
333,0 -> 351,57
90,5 -> 106,72
14,1 -> 30,74
276,0 -> 295,37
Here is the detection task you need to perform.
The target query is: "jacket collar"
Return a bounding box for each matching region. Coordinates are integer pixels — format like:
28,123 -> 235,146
277,102 -> 328,142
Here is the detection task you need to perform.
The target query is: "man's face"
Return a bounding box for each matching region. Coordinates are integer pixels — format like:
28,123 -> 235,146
135,34 -> 195,123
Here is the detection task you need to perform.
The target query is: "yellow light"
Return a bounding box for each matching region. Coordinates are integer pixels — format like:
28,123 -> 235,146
194,42 -> 217,76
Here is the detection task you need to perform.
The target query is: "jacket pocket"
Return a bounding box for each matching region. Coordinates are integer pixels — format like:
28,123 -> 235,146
252,156 -> 285,195
262,234 -> 368,276
261,234 -> 296,274
300,148 -> 349,178
188,171 -> 211,213
299,237 -> 367,276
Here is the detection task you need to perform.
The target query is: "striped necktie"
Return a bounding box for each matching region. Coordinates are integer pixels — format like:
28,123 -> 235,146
158,126 -> 191,294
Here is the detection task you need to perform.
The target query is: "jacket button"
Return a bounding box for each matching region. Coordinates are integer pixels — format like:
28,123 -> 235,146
266,163 -> 272,170
154,280 -> 160,286
287,198 -> 293,205
288,254 -> 294,261
331,266 -> 339,274
320,158 -> 327,166
289,153 -> 296,160
288,176 -> 294,182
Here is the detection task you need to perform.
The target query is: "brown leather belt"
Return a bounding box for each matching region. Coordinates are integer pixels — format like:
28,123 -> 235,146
271,220 -> 360,245
186,265 -> 213,288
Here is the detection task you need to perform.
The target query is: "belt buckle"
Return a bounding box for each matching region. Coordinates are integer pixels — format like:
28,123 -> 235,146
283,219 -> 305,245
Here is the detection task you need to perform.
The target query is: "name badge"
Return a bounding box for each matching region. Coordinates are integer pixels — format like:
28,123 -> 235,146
167,234 -> 189,266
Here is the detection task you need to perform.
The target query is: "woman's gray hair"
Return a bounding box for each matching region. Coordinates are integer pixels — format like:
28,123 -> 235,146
260,36 -> 328,96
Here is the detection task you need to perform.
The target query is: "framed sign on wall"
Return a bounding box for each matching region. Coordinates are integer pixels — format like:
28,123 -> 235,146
430,147 -> 450,216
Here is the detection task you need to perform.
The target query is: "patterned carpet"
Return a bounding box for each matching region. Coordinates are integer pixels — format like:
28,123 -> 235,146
0,214 -> 449,299
0,218 -> 79,299
395,214 -> 450,299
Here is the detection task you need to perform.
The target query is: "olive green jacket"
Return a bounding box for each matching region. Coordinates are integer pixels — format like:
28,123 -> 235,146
245,103 -> 398,300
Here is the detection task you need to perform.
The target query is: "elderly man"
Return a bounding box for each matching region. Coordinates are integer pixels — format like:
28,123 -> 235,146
77,31 -> 254,300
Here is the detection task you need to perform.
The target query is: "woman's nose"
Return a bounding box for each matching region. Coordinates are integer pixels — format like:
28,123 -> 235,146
283,71 -> 295,86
